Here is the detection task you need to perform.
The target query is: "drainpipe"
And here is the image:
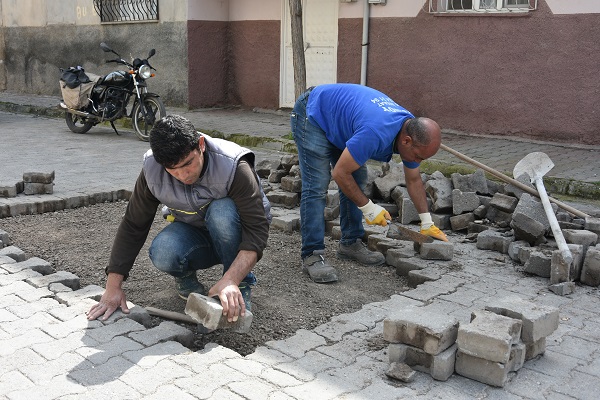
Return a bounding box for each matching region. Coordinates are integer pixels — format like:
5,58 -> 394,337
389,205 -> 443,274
360,0 -> 370,86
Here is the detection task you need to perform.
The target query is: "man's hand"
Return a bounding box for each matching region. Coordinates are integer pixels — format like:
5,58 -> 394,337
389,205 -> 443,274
420,224 -> 448,242
359,200 -> 391,226
87,273 -> 129,321
208,279 -> 246,323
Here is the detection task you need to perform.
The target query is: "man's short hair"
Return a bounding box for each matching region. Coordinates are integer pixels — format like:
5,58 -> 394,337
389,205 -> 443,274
149,115 -> 201,168
405,117 -> 432,146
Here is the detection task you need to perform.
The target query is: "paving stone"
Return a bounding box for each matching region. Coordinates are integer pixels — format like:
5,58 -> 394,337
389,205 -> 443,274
0,328 -> 54,357
508,240 -> 530,262
280,175 -> 302,193
425,172 -> 453,213
585,216 -> 600,235
185,293 -> 253,333
450,212 -> 475,231
85,318 -> 146,343
563,229 -> 598,248
385,362 -> 416,382
23,182 -> 54,195
389,256 -> 430,277
524,251 -> 552,278
456,310 -> 522,364
0,245 -> 27,262
270,213 -> 300,232
485,295 -> 559,343
454,342 -> 526,388
122,341 -> 190,368
511,211 -> 546,246
276,350 -> 341,382
550,249 -> 571,284
23,171 -> 55,184
420,241 -> 454,260
54,284 -> 105,306
324,205 -> 340,221
431,212 -> 452,230
408,266 -> 443,288
452,189 -> 481,215
383,308 -> 459,355
580,247 -> 600,286
489,192 -> 519,213
388,342 -> 457,381
26,270 -> 80,290
129,321 -> 194,347
264,329 -> 327,359
476,230 -> 514,254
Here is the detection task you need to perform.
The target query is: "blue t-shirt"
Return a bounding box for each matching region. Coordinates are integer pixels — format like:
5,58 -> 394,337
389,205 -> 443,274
306,83 -> 419,168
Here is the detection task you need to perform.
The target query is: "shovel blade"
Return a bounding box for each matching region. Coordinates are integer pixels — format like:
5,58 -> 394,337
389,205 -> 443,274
513,152 -> 555,183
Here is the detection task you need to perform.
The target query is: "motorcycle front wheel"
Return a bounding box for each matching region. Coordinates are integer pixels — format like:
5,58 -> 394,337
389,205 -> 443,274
65,112 -> 94,134
131,96 -> 166,141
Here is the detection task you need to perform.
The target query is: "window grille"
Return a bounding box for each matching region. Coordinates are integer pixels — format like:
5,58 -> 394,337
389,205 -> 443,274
428,0 -> 537,13
93,0 -> 159,23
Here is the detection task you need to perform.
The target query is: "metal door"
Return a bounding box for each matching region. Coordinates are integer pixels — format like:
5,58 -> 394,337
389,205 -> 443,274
280,0 -> 338,108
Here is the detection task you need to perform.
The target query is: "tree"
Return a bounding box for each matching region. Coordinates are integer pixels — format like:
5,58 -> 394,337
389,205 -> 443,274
289,0 -> 306,100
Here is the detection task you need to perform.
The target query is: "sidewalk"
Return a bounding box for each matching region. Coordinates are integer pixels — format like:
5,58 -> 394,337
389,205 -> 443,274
1,93 -> 600,399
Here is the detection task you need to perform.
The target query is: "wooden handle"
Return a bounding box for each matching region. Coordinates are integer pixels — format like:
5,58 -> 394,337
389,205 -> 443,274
145,306 -> 198,325
439,143 -> 590,219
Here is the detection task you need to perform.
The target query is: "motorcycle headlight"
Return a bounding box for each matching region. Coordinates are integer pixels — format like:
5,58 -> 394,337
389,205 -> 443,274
139,65 -> 152,79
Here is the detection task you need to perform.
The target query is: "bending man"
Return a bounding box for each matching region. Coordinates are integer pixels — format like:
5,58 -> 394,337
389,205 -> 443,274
291,83 -> 447,284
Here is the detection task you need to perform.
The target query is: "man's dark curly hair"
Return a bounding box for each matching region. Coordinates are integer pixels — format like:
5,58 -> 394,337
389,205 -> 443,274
149,115 -> 201,168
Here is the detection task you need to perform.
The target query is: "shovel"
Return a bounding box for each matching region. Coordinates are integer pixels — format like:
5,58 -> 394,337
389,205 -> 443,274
513,152 -> 573,268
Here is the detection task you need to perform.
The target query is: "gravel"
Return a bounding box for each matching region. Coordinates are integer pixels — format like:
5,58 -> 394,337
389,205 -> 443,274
0,201 -> 409,355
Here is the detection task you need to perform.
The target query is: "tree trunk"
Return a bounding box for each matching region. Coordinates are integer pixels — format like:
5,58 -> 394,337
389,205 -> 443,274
289,0 -> 306,100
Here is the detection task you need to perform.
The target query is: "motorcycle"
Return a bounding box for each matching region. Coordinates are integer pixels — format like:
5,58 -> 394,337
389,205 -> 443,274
58,42 -> 166,141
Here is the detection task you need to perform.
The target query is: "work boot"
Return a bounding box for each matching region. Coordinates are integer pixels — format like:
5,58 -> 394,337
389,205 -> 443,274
302,250 -> 338,283
337,239 -> 385,266
175,271 -> 206,300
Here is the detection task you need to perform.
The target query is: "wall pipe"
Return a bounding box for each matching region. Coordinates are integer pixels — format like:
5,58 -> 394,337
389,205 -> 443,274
360,0 -> 370,86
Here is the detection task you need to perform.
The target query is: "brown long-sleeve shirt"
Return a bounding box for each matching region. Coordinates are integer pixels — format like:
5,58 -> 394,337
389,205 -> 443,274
106,156 -> 270,279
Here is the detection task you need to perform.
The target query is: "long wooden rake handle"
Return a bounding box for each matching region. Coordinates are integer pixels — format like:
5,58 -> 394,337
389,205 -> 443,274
439,143 -> 590,219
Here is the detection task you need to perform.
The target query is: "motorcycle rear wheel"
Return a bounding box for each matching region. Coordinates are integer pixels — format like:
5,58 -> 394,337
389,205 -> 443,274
65,112 -> 94,134
132,96 -> 166,141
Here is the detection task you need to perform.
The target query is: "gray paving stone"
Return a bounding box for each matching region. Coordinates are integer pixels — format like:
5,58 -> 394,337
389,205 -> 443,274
54,284 -> 105,306
76,335 -> 144,366
120,359 -> 194,395
275,349 -> 340,382
174,363 -> 247,399
229,377 -> 277,400
265,329 -> 327,359
0,328 -> 53,357
128,320 -> 194,347
283,371 -> 362,399
67,355 -> 136,386
259,367 -> 303,388
26,271 -> 80,290
85,317 -> 146,343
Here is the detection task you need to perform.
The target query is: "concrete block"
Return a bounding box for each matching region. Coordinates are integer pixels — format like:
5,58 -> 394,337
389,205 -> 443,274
383,309 -> 459,354
419,241 -> 454,261
280,154 -> 298,171
385,362 -> 416,382
504,174 -> 536,199
580,247 -> 600,287
487,207 -> 513,228
518,246 -> 533,265
485,295 -> 559,343
23,171 -> 55,184
326,190 -> 339,207
549,281 -> 576,296
270,214 -> 300,233
268,169 -> 287,183
376,239 -> 414,256
280,176 -> 302,193
508,240 -> 530,263
489,192 -> 519,213
452,189 -> 480,215
450,212 -> 475,231
26,271 -> 80,290
374,167 -> 406,202
0,245 -> 27,262
550,249 -> 571,284
455,342 -> 526,387
266,190 -> 299,208
324,205 -> 339,221
513,193 -> 554,231
451,170 -> 489,195
399,198 -> 420,224
473,204 -> 488,219
185,293 -> 253,333
388,343 -> 457,381
367,233 -> 389,251
425,172 -> 453,213
381,202 -> 399,219
468,222 -> 489,235
23,182 -> 53,195
0,204 -> 9,218
567,243 -> 585,281
456,310 -> 522,364
563,229 -> 598,248
476,229 -> 514,254
0,185 -> 18,198
390,256 -> 430,277
0,229 -> 10,247
524,251 -> 552,278
255,158 -> 281,178
585,216 -> 600,235
408,267 -> 442,288
431,213 -> 451,230
524,337 -> 546,360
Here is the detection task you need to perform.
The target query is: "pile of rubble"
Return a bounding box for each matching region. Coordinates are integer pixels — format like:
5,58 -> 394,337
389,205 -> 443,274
0,171 -> 55,198
383,295 -> 559,387
256,156 -> 600,294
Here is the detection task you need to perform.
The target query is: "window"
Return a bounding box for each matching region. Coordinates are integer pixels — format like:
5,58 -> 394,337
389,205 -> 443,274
93,0 -> 159,23
430,0 -> 536,13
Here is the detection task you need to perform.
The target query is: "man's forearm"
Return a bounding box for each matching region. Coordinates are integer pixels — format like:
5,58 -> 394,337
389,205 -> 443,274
406,177 -> 429,213
221,250 -> 257,285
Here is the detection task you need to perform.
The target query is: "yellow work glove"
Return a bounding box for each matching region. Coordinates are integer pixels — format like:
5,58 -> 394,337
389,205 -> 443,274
359,200 -> 391,226
419,212 -> 448,242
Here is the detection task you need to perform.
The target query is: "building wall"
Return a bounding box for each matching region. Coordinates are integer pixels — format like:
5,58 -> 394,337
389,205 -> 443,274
337,0 -> 600,145
0,0 -> 189,106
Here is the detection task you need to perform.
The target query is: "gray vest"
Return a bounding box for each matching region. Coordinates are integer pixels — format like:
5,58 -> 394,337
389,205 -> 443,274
143,134 -> 271,228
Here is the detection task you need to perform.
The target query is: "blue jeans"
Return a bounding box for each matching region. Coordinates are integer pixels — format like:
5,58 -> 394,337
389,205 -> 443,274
148,197 -> 256,285
291,89 -> 368,259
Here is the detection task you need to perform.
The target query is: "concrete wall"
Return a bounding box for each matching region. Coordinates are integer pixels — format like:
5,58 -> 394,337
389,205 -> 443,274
0,0 -> 189,106
336,1 -> 600,145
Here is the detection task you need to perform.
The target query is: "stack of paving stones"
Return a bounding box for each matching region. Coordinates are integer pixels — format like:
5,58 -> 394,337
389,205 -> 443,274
0,171 -> 55,198
382,296 -> 558,387
256,157 -> 600,294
